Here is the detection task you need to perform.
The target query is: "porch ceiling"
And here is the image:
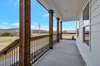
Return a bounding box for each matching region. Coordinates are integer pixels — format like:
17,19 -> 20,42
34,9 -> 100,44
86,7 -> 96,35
37,0 -> 83,21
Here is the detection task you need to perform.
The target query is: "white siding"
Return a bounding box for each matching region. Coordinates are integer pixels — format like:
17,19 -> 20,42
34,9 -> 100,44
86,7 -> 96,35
76,0 -> 90,66
89,0 -> 100,66
77,0 -> 100,66
76,14 -> 90,66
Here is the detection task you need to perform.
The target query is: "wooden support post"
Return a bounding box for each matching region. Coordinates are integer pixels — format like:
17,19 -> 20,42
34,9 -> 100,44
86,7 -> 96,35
57,17 -> 60,42
60,21 -> 62,39
49,10 -> 54,49
19,0 -> 31,66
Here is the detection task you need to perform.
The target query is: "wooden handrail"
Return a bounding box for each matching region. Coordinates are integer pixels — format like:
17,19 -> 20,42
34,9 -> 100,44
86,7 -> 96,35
0,39 -> 19,55
0,35 -> 51,56
31,35 -> 50,40
62,33 -> 76,34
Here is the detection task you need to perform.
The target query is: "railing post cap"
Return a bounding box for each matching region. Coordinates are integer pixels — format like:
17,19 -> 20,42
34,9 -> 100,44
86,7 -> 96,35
56,17 -> 60,21
49,10 -> 54,13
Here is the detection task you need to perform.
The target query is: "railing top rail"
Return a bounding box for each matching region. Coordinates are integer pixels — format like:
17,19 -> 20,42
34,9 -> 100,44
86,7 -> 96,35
31,35 -> 50,40
0,39 -> 19,55
62,33 -> 76,34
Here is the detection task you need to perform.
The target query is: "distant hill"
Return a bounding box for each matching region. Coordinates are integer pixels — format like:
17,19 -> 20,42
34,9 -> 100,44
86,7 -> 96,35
0,28 -> 49,34
0,28 -> 76,34
63,30 -> 76,34
0,28 -> 19,33
32,29 -> 48,33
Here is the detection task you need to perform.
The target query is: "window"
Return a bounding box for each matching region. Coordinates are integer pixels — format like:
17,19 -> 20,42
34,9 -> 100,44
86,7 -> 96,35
83,3 -> 89,20
83,3 -> 90,45
83,26 -> 90,45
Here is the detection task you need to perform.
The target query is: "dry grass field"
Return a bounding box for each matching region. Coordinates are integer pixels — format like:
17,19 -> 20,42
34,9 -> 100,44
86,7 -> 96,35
0,33 -> 76,52
0,34 -> 49,52
62,34 -> 76,39
0,37 -> 18,51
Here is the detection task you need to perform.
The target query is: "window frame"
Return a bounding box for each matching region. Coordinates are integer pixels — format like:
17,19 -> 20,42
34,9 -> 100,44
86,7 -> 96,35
83,3 -> 90,46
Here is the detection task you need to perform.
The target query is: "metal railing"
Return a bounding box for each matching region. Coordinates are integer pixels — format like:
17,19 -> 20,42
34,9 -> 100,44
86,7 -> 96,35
0,39 -> 19,66
0,34 -> 57,66
30,35 -> 49,64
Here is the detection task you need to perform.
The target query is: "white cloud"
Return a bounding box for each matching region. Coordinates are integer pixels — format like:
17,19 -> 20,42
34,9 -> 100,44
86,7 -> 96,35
63,28 -> 76,31
31,25 -> 35,29
40,26 -> 49,31
0,21 -> 40,29
31,22 -> 38,26
43,14 -> 49,17
31,25 -> 49,31
0,21 -> 53,31
12,23 -> 19,26
0,25 -> 11,29
0,21 -> 19,29
31,21 -> 40,29
1,22 -> 9,25
31,25 -> 39,30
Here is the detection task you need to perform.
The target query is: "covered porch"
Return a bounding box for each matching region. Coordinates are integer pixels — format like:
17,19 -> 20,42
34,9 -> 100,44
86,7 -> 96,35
0,0 -> 87,66
34,0 -> 85,65
34,40 -> 85,66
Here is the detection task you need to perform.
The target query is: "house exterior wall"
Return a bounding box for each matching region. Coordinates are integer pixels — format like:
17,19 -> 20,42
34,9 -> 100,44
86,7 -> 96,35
76,0 -> 100,66
76,14 -> 90,66
89,0 -> 100,66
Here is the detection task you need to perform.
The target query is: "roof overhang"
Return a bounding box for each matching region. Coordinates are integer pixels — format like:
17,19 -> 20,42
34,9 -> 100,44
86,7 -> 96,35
37,0 -> 89,21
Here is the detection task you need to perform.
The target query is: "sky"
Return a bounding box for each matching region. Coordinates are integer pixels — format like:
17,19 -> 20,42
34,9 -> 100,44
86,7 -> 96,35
0,0 -> 76,31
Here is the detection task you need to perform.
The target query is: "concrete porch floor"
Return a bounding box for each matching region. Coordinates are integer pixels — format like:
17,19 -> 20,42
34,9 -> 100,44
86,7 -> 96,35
34,40 -> 85,66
